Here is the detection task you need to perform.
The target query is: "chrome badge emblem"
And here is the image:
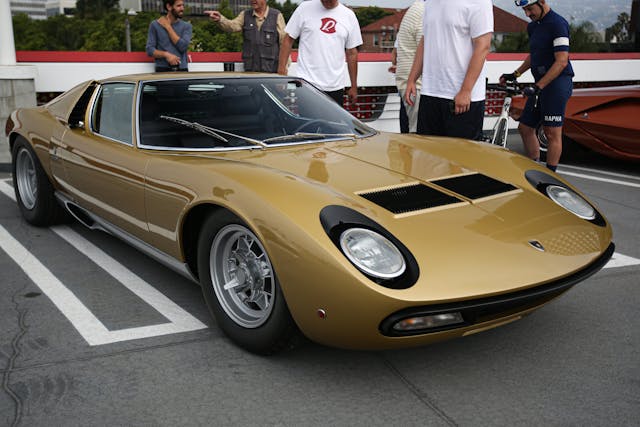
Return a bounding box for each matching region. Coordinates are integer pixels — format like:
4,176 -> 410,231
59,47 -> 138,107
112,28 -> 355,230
528,240 -> 545,252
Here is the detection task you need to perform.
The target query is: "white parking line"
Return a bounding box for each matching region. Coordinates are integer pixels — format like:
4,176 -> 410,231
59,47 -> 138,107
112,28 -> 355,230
0,180 -> 207,344
560,164 -> 640,181
604,252 -> 640,269
0,225 -> 207,345
559,171 -> 640,188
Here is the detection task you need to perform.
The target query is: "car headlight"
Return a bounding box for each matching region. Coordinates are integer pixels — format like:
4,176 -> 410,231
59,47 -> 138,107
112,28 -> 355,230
340,228 -> 406,279
546,185 -> 596,220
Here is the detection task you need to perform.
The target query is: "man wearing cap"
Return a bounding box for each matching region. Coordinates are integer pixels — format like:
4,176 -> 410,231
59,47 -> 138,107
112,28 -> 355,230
501,0 -> 574,172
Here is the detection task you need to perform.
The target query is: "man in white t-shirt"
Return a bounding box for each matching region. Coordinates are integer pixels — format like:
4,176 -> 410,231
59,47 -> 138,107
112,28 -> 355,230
278,0 -> 363,106
405,0 -> 493,140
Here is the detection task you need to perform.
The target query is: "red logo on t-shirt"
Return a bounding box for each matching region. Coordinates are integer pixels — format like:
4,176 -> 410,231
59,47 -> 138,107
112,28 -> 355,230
320,18 -> 337,34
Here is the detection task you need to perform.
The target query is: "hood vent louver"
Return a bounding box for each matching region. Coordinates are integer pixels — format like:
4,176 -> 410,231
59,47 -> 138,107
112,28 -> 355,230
358,174 -> 518,216
358,183 -> 462,215
432,173 -> 517,199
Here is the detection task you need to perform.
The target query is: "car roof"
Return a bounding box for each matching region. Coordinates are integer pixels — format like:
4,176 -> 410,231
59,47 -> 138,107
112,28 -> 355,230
100,72 -> 284,84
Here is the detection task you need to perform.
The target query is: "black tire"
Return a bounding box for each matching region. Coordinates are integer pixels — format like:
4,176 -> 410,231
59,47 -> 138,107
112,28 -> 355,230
11,137 -> 69,226
197,210 -> 299,355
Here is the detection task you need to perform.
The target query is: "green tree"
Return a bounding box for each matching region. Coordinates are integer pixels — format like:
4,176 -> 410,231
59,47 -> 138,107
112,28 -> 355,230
12,14 -> 48,50
268,0 -> 297,22
190,0 -> 241,52
126,12 -> 158,52
493,31 -> 529,53
569,21 -> 602,52
82,14 -> 125,50
605,13 -> 631,42
216,0 -> 235,19
76,0 -> 120,19
41,14 -> 91,50
354,6 -> 392,28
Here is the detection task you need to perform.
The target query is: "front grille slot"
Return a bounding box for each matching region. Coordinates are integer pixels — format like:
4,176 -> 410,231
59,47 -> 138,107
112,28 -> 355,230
433,173 -> 516,199
359,183 -> 462,214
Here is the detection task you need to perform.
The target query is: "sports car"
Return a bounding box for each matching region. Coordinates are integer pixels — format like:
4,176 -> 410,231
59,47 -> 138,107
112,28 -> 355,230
5,73 -> 614,354
511,84 -> 640,162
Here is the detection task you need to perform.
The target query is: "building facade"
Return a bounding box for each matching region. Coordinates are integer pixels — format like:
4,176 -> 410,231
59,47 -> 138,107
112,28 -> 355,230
10,0 -> 47,20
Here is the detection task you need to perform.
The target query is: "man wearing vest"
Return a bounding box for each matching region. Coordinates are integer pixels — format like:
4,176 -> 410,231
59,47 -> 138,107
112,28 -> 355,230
205,0 -> 286,73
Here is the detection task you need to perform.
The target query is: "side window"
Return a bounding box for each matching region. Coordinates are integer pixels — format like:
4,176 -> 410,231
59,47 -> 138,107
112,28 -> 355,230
91,83 -> 134,145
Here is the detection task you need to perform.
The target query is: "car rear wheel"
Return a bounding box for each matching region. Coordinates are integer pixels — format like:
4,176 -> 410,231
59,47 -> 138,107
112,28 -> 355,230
197,211 -> 298,354
12,137 -> 68,226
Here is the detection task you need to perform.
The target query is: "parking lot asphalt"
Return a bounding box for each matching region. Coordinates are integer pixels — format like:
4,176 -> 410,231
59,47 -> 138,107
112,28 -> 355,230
1,134 -> 639,426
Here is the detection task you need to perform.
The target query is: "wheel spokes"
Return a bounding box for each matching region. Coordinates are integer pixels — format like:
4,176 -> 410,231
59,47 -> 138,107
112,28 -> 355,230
210,224 -> 276,328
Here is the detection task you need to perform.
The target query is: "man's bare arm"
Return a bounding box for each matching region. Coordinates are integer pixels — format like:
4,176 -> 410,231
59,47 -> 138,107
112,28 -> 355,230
454,32 -> 491,114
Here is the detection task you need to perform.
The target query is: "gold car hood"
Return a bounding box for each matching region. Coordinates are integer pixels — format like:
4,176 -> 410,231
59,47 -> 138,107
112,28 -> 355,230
231,132 -> 522,196
195,133 -> 612,302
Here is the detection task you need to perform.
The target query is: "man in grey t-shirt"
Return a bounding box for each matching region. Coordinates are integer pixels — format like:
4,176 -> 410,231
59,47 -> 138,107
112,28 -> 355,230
146,0 -> 192,72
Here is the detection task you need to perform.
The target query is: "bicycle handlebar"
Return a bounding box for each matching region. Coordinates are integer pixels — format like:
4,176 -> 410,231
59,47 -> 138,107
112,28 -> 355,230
486,82 -> 536,97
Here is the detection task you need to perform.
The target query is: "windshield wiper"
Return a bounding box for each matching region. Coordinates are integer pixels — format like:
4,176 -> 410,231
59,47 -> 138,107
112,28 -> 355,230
262,132 -> 357,144
159,115 -> 266,147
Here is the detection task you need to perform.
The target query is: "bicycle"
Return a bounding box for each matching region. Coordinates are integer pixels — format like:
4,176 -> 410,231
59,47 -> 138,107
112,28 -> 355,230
484,79 -> 523,148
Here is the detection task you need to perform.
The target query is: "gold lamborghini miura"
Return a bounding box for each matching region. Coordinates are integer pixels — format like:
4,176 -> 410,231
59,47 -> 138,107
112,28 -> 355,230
5,73 -> 614,354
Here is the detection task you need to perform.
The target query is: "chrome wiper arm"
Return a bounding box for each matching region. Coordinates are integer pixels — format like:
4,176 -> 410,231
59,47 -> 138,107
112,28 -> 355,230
262,132 -> 357,144
159,115 -> 267,147
159,115 -> 228,143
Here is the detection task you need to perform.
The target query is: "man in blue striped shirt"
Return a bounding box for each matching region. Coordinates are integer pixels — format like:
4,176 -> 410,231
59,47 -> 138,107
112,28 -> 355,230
501,0 -> 574,172
146,0 -> 192,72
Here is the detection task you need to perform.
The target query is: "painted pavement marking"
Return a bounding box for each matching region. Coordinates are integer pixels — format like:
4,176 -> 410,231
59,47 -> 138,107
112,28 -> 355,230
0,179 -> 207,346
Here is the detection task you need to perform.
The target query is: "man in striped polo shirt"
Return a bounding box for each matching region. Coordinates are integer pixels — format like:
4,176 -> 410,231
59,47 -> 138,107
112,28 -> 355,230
394,0 -> 424,133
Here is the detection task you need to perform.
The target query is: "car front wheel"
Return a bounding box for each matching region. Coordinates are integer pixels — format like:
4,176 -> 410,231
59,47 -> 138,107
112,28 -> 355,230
197,211 -> 298,354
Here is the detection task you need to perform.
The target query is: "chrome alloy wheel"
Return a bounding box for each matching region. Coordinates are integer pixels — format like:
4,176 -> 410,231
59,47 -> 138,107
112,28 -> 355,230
210,224 -> 275,328
15,147 -> 38,210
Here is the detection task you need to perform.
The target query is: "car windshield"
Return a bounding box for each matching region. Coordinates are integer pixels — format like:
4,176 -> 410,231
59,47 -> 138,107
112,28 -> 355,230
138,77 -> 376,149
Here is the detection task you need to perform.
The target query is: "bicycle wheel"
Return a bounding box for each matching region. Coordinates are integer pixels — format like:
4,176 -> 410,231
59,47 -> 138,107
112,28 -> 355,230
491,117 -> 508,147
536,124 -> 548,162
536,124 -> 548,152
